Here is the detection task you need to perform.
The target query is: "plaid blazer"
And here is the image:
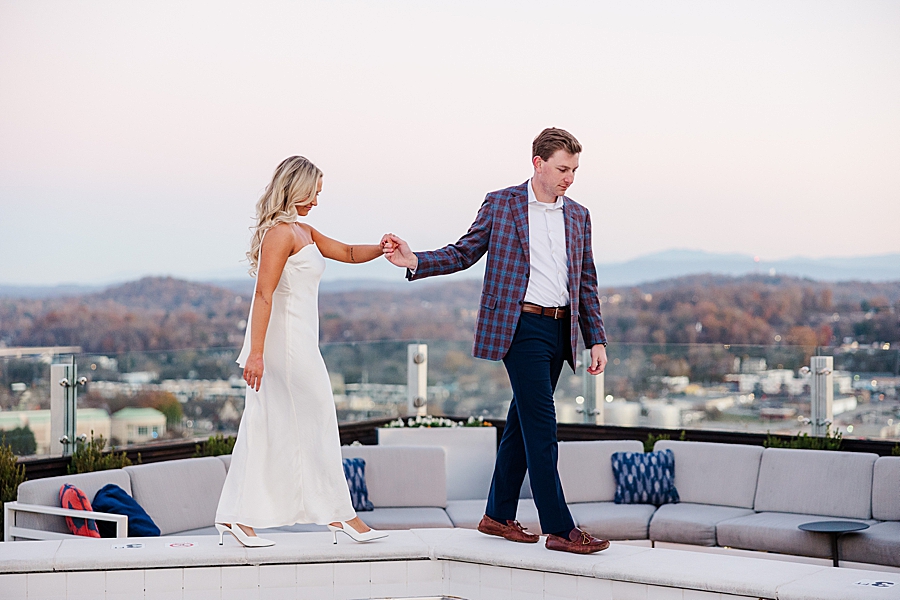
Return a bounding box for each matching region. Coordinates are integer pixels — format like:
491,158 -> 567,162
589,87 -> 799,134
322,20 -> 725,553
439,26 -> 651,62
409,181 -> 606,367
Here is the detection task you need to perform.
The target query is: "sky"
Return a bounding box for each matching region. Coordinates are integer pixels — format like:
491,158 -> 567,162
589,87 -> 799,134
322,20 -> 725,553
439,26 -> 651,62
1,0 -> 898,285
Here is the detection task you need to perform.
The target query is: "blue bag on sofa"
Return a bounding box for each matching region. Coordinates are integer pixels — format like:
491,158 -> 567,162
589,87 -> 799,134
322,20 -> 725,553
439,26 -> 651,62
92,483 -> 161,537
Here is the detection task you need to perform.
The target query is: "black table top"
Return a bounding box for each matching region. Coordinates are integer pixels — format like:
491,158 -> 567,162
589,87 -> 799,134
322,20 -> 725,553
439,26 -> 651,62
798,520 -> 870,534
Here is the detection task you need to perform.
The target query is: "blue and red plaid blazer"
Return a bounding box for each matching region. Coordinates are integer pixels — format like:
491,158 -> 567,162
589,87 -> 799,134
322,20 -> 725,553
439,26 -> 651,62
409,181 -> 606,368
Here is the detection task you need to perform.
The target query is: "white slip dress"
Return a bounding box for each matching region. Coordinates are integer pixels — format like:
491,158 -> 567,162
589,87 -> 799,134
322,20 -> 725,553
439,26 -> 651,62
215,242 -> 357,528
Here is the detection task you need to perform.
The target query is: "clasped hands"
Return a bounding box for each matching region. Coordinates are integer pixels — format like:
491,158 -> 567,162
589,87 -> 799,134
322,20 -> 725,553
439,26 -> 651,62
380,233 -> 417,271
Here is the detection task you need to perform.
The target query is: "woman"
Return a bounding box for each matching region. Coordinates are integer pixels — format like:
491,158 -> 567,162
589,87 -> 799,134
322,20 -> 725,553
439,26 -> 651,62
215,156 -> 388,547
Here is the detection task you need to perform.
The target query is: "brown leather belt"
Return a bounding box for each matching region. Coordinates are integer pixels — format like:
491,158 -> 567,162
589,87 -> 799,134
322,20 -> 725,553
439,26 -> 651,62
522,302 -> 570,320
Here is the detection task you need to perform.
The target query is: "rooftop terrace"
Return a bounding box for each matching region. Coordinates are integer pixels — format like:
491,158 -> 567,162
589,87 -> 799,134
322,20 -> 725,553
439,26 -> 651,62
2,343 -> 899,599
2,528 -> 898,600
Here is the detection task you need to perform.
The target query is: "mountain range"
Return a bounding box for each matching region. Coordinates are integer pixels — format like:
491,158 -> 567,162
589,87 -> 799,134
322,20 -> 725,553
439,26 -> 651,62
1,249 -> 898,298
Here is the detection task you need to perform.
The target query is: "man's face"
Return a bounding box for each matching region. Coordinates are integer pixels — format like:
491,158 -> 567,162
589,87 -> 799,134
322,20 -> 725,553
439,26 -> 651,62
534,150 -> 579,198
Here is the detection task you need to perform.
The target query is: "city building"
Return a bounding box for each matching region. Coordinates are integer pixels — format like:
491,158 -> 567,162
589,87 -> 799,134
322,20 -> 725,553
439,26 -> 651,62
110,407 -> 166,445
0,408 -> 111,454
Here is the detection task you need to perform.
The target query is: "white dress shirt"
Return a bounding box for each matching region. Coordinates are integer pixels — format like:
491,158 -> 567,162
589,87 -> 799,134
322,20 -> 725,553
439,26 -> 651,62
523,179 -> 569,307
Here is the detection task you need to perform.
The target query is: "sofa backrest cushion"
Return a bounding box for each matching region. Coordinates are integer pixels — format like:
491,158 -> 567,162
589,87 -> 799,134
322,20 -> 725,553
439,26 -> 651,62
655,440 -> 763,508
124,457 -> 227,535
872,456 -> 900,521
558,440 -> 644,503
16,469 -> 133,535
754,448 -> 878,519
341,445 -> 446,508
218,455 -> 231,471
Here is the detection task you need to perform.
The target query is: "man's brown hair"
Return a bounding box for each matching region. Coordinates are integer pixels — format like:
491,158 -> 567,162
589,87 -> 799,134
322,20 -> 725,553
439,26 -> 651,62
532,128 -> 582,161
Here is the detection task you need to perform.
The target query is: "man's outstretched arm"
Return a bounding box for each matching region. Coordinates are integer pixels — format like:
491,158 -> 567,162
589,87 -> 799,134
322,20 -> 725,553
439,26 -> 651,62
382,197 -> 493,280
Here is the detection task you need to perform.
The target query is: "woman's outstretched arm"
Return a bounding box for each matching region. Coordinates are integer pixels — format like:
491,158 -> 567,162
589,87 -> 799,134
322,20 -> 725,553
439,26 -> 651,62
310,227 -> 383,264
244,225 -> 293,391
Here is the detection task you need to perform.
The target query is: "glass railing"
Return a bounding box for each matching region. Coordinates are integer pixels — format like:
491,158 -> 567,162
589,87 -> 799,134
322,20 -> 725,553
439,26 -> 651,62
2,341 -> 898,458
1,351 -> 55,457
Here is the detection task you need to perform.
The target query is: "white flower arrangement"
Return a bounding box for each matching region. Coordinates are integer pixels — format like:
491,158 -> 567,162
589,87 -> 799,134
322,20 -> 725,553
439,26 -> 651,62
382,415 -> 493,428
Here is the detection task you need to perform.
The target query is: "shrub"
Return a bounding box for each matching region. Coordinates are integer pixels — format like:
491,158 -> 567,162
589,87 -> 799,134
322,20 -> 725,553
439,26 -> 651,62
644,430 -> 686,453
0,442 -> 26,533
0,425 -> 37,456
195,434 -> 236,457
892,444 -> 899,457
68,432 -> 132,474
764,430 -> 843,451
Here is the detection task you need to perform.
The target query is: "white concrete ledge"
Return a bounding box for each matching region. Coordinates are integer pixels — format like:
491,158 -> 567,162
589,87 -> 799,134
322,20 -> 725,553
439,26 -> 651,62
1,528 -> 898,600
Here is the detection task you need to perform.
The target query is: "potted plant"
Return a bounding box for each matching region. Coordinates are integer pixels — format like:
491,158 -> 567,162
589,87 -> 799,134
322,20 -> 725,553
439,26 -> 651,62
1,443 -> 26,535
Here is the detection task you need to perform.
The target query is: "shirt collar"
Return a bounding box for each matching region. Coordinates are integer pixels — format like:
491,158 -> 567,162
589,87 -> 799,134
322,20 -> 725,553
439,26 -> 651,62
528,178 -> 564,210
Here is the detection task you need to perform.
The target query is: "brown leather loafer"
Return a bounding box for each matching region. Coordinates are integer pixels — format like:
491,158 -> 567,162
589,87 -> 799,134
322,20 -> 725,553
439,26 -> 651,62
477,515 -> 540,543
545,528 -> 610,554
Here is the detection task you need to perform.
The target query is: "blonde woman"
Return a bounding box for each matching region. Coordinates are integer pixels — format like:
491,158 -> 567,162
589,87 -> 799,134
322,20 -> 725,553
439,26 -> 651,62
215,156 -> 388,547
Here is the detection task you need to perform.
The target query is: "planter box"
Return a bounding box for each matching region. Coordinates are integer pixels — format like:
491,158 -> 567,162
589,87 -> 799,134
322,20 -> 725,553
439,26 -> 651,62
377,427 -> 497,501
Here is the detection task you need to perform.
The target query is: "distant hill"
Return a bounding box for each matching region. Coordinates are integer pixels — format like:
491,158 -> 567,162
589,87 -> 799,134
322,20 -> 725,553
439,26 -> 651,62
0,272 -> 897,353
594,250 -> 900,286
4,249 -> 899,297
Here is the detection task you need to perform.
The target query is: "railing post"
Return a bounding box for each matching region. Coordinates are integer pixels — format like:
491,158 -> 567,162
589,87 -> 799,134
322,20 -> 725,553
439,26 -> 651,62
580,349 -> 604,424
407,344 -> 428,417
809,355 -> 834,436
50,360 -> 79,456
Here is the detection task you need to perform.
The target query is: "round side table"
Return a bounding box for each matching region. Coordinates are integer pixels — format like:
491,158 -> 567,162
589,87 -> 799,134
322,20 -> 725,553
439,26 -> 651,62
798,520 -> 869,567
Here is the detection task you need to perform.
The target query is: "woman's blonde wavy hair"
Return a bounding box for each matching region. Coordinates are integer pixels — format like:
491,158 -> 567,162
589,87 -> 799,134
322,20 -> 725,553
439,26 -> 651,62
247,156 -> 322,277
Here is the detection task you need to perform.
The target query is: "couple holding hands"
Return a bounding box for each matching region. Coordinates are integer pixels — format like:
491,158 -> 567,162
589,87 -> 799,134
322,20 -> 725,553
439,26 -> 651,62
215,127 -> 610,556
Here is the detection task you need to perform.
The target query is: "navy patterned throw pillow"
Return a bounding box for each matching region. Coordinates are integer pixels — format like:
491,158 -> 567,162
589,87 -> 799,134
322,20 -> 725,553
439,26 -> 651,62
610,449 -> 679,506
342,457 -> 374,512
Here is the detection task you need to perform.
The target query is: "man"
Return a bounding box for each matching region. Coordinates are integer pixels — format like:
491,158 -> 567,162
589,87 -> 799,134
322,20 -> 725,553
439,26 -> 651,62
382,128 -> 609,554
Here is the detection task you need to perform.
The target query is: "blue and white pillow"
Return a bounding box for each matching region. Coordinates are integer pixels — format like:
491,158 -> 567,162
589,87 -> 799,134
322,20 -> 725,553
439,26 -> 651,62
611,449 -> 679,506
342,457 -> 374,512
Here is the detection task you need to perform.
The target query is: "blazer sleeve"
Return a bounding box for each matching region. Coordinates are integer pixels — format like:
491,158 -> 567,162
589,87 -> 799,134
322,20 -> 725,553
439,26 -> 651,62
407,196 -> 493,281
577,210 -> 608,347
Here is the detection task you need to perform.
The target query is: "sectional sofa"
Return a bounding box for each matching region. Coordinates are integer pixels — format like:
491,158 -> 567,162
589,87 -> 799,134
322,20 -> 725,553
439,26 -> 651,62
6,446 -> 450,540
6,439 -> 899,569
650,440 -> 900,568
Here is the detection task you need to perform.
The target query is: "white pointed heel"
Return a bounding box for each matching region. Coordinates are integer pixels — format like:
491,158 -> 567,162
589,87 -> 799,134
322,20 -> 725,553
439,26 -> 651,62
215,523 -> 275,548
327,521 -> 389,544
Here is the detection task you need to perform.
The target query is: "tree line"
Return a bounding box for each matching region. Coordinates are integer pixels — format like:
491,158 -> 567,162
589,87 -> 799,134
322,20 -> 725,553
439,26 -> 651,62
1,274 -> 898,353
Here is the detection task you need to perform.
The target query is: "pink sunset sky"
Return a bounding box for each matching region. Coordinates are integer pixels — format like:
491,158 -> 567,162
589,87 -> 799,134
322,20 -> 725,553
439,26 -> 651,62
1,0 -> 898,285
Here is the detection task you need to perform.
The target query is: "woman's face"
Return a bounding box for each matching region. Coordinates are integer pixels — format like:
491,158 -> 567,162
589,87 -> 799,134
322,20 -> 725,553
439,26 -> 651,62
296,177 -> 323,217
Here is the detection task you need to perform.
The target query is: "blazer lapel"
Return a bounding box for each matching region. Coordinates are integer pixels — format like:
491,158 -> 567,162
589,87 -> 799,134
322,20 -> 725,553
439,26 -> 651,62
563,200 -> 580,292
510,181 -> 530,262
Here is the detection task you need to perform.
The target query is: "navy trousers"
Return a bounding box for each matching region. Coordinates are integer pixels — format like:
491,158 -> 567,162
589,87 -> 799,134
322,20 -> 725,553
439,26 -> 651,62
484,312 -> 575,535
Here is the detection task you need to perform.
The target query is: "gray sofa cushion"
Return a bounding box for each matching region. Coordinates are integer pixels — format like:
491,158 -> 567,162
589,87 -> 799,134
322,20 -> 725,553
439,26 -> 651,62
446,499 -> 542,534
341,445 -> 447,508
171,525 -> 224,536
558,440 -> 644,503
754,448 -> 878,519
218,455 -> 231,472
655,440 -> 762,508
648,502 -> 754,546
15,469 -> 134,536
261,523 -> 328,533
872,457 -> 900,521
839,521 -> 900,568
173,523 -> 325,536
125,457 -> 227,536
351,507 -> 453,530
166,520 -> 326,536
568,501 -> 657,540
716,511 -> 876,558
